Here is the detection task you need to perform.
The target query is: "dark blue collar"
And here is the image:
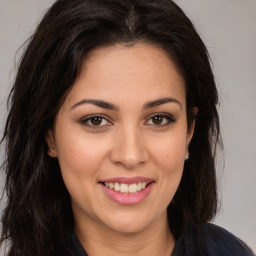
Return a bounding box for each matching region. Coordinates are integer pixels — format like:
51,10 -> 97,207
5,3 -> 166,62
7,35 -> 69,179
67,223 -> 254,256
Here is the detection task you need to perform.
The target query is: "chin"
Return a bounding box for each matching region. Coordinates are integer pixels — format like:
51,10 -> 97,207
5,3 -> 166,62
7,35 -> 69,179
107,221 -> 149,235
101,211 -> 157,234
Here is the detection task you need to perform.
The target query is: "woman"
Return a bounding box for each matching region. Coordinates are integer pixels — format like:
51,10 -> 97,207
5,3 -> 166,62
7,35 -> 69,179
0,0 -> 254,255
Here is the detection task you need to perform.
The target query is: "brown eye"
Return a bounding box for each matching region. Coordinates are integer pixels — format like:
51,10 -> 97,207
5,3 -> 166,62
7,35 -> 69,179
90,116 -> 103,126
152,116 -> 163,125
81,115 -> 110,128
146,114 -> 176,126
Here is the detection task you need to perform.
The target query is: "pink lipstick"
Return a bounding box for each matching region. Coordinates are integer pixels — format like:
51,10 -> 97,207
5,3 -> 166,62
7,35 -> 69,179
99,176 -> 155,205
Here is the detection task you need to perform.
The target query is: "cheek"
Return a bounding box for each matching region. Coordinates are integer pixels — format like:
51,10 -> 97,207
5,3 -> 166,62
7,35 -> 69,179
149,131 -> 186,202
159,143 -> 185,189
54,128 -> 110,196
150,131 -> 187,169
54,132 -> 110,212
56,129 -> 106,170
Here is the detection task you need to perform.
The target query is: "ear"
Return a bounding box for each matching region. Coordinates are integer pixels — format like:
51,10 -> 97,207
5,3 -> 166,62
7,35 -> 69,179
187,107 -> 198,145
45,130 -> 57,158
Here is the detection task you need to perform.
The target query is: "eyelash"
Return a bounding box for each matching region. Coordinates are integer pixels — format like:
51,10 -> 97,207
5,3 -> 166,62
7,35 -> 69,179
80,114 -> 112,129
145,113 -> 176,127
80,113 -> 176,129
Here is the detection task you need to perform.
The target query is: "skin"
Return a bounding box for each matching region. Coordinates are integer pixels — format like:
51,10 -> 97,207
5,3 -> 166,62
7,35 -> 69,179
46,43 -> 196,256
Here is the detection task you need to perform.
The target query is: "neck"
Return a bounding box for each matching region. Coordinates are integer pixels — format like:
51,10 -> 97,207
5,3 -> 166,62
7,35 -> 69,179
74,211 -> 175,256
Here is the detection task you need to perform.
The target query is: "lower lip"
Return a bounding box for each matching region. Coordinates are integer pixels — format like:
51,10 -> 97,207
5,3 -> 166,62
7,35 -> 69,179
100,183 -> 154,205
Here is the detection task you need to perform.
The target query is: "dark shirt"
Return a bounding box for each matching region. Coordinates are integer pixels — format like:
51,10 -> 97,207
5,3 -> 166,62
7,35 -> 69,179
66,223 -> 254,256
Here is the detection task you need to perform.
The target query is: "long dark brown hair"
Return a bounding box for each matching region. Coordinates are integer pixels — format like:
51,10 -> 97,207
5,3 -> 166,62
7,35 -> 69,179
1,0 -> 221,255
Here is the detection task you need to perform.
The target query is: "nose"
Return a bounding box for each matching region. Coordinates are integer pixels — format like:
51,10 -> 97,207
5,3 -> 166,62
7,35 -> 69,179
110,125 -> 149,170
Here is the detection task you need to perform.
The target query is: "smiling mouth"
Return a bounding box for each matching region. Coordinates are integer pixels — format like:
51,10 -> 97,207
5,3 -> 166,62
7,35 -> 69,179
101,182 -> 153,194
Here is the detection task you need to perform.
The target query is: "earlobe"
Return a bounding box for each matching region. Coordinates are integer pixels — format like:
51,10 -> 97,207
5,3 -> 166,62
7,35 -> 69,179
185,107 -> 198,160
187,106 -> 198,144
45,130 -> 57,158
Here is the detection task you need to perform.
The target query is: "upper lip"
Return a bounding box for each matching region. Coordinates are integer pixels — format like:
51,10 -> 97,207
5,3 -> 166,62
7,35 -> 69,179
99,176 -> 155,185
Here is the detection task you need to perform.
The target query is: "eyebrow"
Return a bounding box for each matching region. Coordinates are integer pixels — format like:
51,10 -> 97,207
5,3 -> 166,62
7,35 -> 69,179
143,97 -> 181,110
71,99 -> 119,111
70,97 -> 181,111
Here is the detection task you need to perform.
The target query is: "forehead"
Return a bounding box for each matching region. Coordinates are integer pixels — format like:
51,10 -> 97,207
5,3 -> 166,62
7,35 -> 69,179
65,43 -> 186,107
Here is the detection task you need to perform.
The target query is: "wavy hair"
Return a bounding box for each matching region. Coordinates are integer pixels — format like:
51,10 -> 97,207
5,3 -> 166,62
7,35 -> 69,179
1,0 -> 221,255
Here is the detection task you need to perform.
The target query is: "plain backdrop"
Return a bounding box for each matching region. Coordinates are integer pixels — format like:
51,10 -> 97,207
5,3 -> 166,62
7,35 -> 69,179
0,0 -> 255,252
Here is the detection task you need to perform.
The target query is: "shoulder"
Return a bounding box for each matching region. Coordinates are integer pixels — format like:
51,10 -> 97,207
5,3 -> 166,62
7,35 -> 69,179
173,223 -> 254,256
63,231 -> 88,256
201,223 -> 254,255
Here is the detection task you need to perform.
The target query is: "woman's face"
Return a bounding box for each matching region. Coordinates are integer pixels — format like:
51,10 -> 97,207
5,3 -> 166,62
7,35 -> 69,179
47,43 -> 195,234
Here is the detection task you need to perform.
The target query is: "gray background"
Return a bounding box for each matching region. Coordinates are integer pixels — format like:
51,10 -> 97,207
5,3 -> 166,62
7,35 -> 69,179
0,0 -> 255,252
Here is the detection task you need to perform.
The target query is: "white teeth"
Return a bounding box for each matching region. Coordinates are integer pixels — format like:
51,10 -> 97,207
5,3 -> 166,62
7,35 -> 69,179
120,183 -> 129,193
128,183 -> 137,193
104,182 -> 150,193
114,183 -> 119,191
